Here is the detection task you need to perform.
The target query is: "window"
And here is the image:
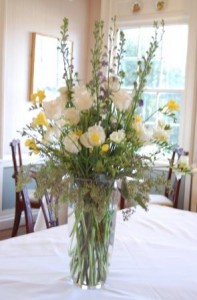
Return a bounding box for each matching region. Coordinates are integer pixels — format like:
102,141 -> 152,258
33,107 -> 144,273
121,24 -> 188,146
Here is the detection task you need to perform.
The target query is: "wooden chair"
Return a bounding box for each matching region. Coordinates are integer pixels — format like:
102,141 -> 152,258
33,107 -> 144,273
119,148 -> 189,209
10,139 -> 40,237
149,148 -> 189,208
39,193 -> 59,229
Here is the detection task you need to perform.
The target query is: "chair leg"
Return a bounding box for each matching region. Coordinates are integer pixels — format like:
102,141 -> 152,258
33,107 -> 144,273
11,193 -> 23,237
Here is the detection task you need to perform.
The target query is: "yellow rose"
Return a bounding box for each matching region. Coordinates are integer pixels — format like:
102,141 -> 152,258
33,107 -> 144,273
32,112 -> 49,127
166,100 -> 179,112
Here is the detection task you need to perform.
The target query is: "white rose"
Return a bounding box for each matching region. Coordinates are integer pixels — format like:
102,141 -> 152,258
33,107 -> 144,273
64,107 -> 80,125
110,129 -> 125,143
111,90 -> 131,111
73,85 -> 93,111
63,132 -> 81,154
43,97 -> 65,120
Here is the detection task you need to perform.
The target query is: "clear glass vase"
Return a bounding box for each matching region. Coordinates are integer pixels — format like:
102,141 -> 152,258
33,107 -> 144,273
68,177 -> 118,289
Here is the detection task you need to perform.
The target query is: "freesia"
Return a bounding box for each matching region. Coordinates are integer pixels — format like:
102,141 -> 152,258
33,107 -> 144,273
31,112 -> 49,127
25,138 -> 40,154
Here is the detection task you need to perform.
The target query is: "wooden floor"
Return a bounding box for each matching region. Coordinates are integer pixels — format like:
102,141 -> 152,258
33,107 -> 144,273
0,226 -> 26,241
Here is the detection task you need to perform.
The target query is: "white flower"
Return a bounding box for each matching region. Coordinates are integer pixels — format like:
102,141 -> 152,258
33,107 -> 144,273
105,75 -> 120,92
64,107 -> 80,125
133,122 -> 150,143
80,132 -> 93,149
80,125 -> 106,148
110,130 -> 125,143
58,86 -> 68,103
73,85 -> 93,111
43,97 -> 65,120
63,132 -> 81,154
152,121 -> 171,143
43,127 -> 60,143
153,127 -> 170,142
111,90 -> 131,111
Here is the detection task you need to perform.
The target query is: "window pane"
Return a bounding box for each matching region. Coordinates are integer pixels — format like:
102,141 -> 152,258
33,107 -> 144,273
121,23 -> 188,148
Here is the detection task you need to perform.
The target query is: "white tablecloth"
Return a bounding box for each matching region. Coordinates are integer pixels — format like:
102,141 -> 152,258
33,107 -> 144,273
0,205 -> 197,299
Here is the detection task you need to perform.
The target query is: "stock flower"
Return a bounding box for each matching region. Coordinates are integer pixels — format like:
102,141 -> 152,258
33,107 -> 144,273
63,132 -> 81,154
43,97 -> 65,120
73,85 -> 93,111
166,100 -> 179,112
25,138 -> 40,154
110,130 -> 125,143
31,112 -> 49,127
64,107 -> 80,125
111,90 -> 131,111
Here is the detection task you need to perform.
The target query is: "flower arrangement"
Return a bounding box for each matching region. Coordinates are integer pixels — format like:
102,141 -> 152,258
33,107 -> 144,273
22,17 -> 179,208
20,17 -> 181,289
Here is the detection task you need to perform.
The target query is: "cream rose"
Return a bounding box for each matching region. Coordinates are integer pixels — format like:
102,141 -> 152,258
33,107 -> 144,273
43,97 -> 65,120
110,129 -> 125,143
63,132 -> 81,154
64,107 -> 80,125
111,90 -> 131,111
73,85 -> 93,111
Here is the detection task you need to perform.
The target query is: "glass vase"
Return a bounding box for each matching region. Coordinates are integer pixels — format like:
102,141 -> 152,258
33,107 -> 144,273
68,177 -> 118,289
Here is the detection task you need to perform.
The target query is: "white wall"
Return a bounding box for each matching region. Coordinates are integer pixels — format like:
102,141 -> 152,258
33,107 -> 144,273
2,0 -> 91,157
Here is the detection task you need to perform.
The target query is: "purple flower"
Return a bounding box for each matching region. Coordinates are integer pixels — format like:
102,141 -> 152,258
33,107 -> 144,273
138,99 -> 144,107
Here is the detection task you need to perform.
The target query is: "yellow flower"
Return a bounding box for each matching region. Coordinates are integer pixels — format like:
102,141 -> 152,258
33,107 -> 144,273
101,144 -> 109,152
166,100 -> 179,112
30,93 -> 38,105
37,90 -> 46,103
74,130 -> 83,137
30,90 -> 46,105
25,139 -> 40,154
32,112 -> 49,127
133,115 -> 142,123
